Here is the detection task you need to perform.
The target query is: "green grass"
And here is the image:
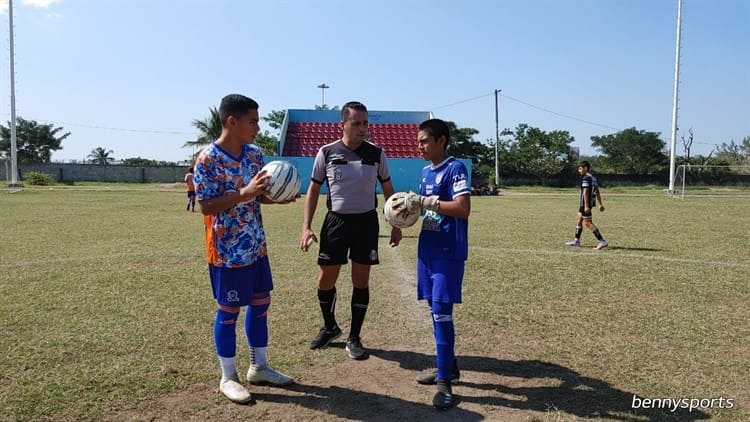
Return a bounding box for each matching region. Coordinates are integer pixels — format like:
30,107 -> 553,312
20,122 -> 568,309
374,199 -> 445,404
0,186 -> 748,420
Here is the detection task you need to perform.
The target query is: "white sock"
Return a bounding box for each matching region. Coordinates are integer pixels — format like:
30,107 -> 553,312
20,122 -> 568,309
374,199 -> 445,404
250,347 -> 268,367
218,356 -> 237,378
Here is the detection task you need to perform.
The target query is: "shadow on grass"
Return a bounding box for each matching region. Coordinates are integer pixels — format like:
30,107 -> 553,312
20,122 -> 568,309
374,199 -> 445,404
368,349 -> 711,421
251,383 -> 483,421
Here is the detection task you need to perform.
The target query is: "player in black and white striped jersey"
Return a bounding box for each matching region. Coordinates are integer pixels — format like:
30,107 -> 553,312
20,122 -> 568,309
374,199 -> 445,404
565,160 -> 608,250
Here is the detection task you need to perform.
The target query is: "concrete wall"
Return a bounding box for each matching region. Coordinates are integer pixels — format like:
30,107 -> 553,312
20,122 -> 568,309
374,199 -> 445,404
3,162 -> 191,183
2,158 -> 473,194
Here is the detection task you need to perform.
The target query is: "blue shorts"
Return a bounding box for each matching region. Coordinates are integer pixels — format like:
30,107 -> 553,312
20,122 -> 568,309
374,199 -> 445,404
209,256 -> 274,306
417,257 -> 464,304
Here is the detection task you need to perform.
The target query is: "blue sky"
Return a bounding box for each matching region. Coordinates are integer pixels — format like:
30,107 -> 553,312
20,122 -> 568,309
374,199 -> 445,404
1,0 -> 748,163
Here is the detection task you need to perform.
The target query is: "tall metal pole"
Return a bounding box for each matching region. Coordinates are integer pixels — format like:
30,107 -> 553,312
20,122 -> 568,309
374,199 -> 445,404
317,83 -> 329,108
668,0 -> 683,194
494,89 -> 501,187
8,0 -> 20,186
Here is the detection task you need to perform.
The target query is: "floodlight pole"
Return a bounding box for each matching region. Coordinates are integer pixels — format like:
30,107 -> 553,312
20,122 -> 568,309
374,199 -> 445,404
668,0 -> 683,194
494,88 -> 501,187
317,83 -> 329,108
7,0 -> 20,186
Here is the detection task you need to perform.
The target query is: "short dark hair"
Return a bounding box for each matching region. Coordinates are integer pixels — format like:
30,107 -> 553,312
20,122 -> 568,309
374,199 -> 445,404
219,94 -> 259,126
419,118 -> 451,150
341,101 -> 368,121
578,160 -> 591,169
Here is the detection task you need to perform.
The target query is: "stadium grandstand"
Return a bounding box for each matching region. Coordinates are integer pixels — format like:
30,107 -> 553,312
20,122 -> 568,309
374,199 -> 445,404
277,109 -> 432,158
272,109 -> 472,194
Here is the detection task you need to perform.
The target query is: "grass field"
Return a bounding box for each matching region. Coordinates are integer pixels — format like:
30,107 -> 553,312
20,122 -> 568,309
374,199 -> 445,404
1,185 -> 748,421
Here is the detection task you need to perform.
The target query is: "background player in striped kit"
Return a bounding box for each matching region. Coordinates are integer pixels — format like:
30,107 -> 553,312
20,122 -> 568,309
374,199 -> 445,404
565,160 -> 608,250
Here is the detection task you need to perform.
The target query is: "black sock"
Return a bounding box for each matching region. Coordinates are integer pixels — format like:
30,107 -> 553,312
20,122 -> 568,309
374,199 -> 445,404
317,288 -> 337,329
349,287 -> 369,339
574,226 -> 582,239
592,228 -> 604,241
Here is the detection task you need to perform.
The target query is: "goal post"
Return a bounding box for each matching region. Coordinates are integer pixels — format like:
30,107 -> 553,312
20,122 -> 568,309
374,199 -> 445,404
670,165 -> 750,198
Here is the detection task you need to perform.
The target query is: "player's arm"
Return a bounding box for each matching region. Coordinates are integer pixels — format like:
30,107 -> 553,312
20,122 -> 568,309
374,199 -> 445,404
380,179 -> 402,247
596,189 -> 605,211
582,186 -> 591,212
199,170 -> 269,215
300,181 -> 321,251
435,193 -> 471,220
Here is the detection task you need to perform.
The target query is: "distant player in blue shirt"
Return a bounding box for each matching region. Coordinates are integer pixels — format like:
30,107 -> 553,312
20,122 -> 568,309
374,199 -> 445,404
391,118 -> 471,410
565,160 -> 608,250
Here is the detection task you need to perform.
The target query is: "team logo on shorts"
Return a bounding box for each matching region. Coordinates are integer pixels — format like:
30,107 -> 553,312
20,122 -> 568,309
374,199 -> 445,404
227,290 -> 240,302
369,250 -> 378,261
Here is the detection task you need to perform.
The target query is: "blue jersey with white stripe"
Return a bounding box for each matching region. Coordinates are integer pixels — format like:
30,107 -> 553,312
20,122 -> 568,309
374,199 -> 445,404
417,157 -> 471,261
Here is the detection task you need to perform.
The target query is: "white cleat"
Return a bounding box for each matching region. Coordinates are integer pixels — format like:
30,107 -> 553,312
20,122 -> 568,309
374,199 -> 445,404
247,365 -> 294,386
565,240 -> 580,247
593,240 -> 609,251
219,375 -> 252,404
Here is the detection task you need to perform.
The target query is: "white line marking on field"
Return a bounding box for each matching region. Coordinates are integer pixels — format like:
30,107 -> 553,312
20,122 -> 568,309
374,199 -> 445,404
473,246 -> 750,269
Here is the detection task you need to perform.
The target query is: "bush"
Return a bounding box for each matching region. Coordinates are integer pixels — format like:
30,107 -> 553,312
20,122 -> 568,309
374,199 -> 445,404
23,172 -> 55,186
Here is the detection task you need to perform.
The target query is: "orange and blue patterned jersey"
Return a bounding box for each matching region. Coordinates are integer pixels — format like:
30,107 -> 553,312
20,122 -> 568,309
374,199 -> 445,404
193,142 -> 267,268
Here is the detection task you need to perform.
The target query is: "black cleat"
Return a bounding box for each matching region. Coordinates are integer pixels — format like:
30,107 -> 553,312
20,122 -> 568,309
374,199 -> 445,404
309,325 -> 342,349
416,359 -> 460,385
433,380 -> 454,410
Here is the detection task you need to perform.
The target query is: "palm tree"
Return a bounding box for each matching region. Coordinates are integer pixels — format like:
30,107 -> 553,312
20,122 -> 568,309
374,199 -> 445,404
183,106 -> 221,150
184,106 -> 278,158
88,147 -> 115,165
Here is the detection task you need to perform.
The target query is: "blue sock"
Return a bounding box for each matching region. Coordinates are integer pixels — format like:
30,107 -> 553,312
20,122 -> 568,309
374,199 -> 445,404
245,293 -> 270,348
431,301 -> 455,382
214,309 -> 239,358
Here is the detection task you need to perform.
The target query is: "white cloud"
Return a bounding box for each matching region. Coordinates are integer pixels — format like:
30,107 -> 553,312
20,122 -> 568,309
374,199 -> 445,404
22,0 -> 62,7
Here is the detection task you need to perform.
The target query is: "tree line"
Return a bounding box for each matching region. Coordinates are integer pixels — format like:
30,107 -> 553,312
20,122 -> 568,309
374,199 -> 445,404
2,111 -> 748,186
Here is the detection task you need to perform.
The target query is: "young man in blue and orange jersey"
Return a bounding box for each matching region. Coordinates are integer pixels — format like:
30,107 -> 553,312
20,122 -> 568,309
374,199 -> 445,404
193,94 -> 295,404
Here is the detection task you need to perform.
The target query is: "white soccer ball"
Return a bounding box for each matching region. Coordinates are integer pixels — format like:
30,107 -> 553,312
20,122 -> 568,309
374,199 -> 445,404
383,192 -> 421,229
261,160 -> 301,202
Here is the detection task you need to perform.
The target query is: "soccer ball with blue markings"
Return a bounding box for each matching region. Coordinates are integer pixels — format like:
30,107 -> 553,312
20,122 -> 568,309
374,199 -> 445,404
261,160 -> 300,203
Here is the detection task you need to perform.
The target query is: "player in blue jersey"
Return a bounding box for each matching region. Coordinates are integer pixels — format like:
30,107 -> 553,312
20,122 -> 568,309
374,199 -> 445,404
193,94 -> 295,404
565,160 -> 608,250
390,118 -> 471,410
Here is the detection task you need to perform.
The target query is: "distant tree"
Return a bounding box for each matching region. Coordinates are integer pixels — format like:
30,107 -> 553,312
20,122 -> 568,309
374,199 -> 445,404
680,127 -> 694,165
591,127 -> 668,174
88,147 -> 115,165
121,157 -> 159,166
503,124 -> 575,185
314,104 -> 339,111
263,110 -> 287,131
0,117 -> 70,163
184,106 -> 222,150
713,136 -> 750,165
442,121 -> 493,183
185,107 -> 280,157
123,158 -> 178,166
254,131 -> 278,157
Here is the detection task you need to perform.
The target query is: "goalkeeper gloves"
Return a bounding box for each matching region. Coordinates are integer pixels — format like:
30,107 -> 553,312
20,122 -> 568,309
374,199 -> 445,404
404,191 -> 440,212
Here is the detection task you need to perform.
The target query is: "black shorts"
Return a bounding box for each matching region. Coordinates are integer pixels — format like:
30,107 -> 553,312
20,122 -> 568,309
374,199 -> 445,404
578,206 -> 592,218
318,210 -> 380,266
